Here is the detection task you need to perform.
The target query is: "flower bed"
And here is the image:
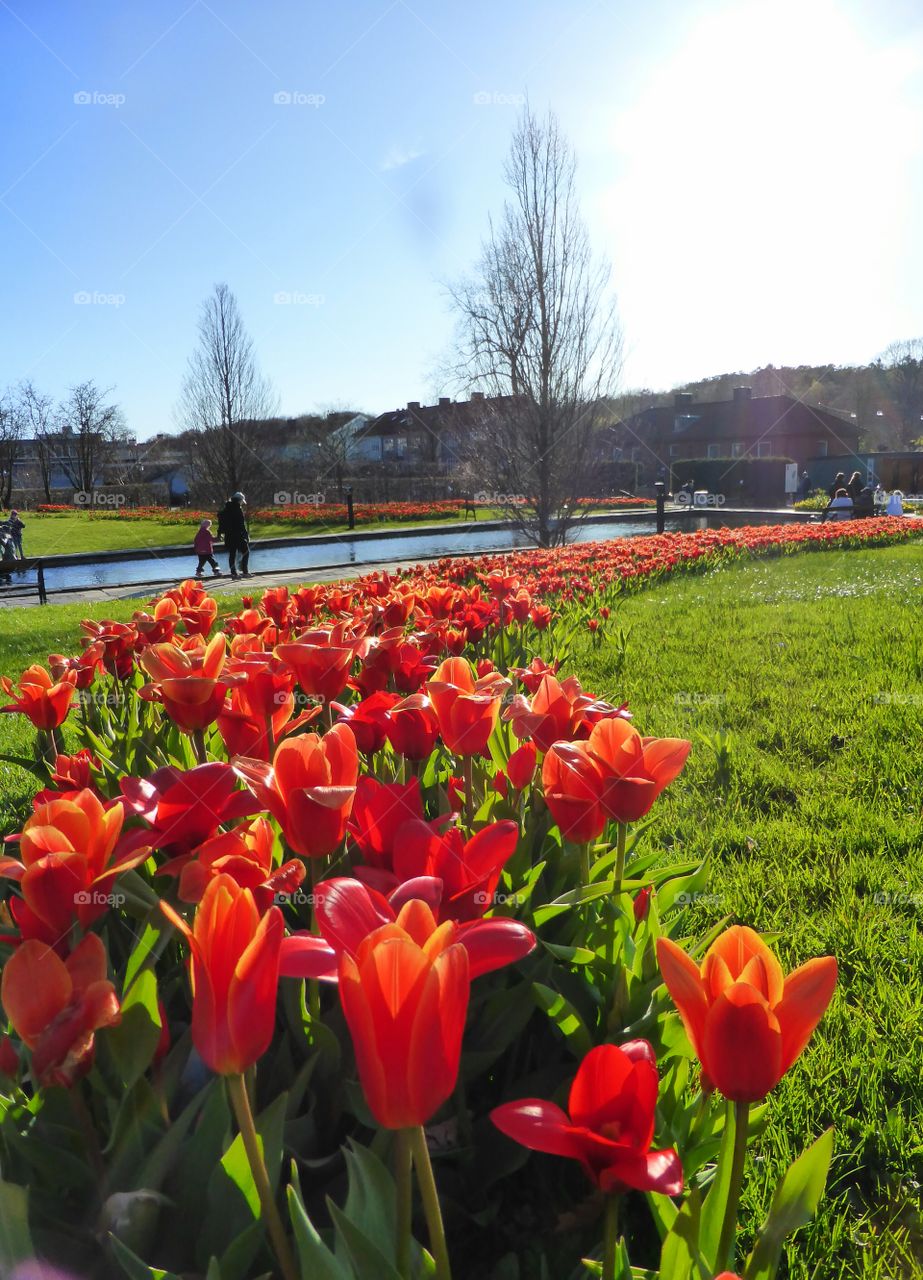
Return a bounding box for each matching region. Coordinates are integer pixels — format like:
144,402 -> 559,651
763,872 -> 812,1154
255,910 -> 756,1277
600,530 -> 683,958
0,518 -> 917,1280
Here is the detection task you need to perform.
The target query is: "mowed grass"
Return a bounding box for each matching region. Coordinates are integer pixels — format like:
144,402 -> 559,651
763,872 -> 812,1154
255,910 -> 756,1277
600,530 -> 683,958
571,543 -> 923,1279
0,542 -> 920,1277
15,510 -> 511,558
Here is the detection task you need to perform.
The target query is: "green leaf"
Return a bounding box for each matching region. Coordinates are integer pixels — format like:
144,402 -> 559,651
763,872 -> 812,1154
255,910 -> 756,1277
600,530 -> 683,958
0,1179 -> 33,1270
659,1188 -> 707,1280
104,968 -> 162,1089
109,1232 -> 183,1280
201,1090 -> 288,1258
340,1140 -> 397,1269
744,1129 -> 834,1280
531,983 -> 593,1056
328,1201 -> 404,1280
699,1100 -> 737,1268
288,1180 -> 349,1280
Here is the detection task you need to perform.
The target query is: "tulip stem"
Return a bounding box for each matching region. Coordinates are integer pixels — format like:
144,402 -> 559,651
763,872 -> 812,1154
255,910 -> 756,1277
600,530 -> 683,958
191,727 -> 208,765
603,1193 -> 620,1280
463,755 -> 474,828
395,1129 -> 413,1279
717,1098 -> 750,1270
410,1125 -> 452,1280
579,841 -> 592,890
227,1073 -> 298,1280
613,822 -> 627,898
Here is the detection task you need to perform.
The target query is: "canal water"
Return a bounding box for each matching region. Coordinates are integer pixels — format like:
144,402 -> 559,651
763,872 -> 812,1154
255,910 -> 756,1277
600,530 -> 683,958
9,512 -> 795,598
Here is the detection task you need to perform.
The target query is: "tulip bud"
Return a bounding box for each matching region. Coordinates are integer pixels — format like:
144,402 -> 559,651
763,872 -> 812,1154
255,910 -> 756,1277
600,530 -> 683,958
633,886 -> 652,924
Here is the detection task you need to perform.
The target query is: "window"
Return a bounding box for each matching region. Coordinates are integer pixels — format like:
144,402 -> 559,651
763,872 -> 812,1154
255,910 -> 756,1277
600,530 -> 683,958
815,440 -> 828,458
669,444 -> 681,457
674,414 -> 700,433
706,444 -> 720,459
757,441 -> 773,459
731,442 -> 744,458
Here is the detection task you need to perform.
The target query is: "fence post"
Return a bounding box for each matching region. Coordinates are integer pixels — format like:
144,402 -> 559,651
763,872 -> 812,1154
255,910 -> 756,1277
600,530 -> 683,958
654,481 -> 665,534
37,560 -> 47,605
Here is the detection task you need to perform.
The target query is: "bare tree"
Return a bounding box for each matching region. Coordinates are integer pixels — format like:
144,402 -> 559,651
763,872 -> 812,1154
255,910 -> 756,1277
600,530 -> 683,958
177,283 -> 278,502
56,381 -> 127,494
0,390 -> 23,507
16,381 -> 57,502
447,107 -> 623,546
877,339 -> 923,447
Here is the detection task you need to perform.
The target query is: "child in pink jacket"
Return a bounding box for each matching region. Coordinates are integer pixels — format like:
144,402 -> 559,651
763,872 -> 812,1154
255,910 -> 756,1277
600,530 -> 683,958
193,519 -> 222,576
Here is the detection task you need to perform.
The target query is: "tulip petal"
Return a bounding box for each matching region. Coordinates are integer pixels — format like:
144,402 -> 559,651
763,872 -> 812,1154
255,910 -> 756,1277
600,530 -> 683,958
702,983 -> 782,1102
457,918 -> 536,978
1,940 -> 72,1045
598,1146 -> 684,1196
491,1100 -> 585,1160
315,878 -> 394,956
706,925 -> 785,1003
568,1044 -> 634,1128
777,956 -> 838,1076
656,937 -> 709,1060
279,934 -> 339,981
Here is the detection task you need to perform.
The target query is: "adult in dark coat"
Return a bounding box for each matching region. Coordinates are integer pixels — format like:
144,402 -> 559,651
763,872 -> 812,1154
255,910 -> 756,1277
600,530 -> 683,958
828,472 -> 846,499
847,471 -> 864,501
217,492 -> 250,578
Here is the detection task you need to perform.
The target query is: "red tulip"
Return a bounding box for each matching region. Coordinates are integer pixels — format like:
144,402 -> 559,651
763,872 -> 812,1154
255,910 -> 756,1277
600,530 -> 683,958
279,876 -> 535,984
657,926 -> 838,1102
234,723 -> 358,858
120,763 -> 260,861
586,719 -> 691,822
491,1041 -> 683,1196
333,691 -> 400,755
275,628 -> 357,703
506,741 -> 537,791
1,934 -> 120,1087
541,743 -> 607,844
386,693 -> 440,760
161,817 -> 304,912
427,657 -> 509,756
1,665 -> 77,730
161,874 -> 284,1075
361,819 -> 519,922
347,777 -> 426,867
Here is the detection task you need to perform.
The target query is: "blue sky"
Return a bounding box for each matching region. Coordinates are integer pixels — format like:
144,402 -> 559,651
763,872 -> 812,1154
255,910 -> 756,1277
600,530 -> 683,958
1,0 -> 921,439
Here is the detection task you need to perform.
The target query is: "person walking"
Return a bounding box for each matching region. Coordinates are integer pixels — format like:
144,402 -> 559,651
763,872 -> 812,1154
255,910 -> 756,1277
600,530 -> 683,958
799,470 -> 812,500
217,491 -> 251,579
6,511 -> 24,559
193,519 -> 222,577
0,528 -> 16,584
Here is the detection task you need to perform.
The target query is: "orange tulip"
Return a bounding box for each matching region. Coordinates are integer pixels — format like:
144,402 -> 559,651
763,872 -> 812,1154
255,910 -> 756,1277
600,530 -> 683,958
275,623 -> 362,703
139,633 -> 231,732
0,789 -> 151,947
541,742 -> 607,843
161,873 -> 284,1075
338,899 -> 470,1129
0,665 -> 77,730
427,657 -> 509,756
585,718 -> 691,823
1,934 -> 120,1087
657,926 -> 838,1102
234,722 -> 359,858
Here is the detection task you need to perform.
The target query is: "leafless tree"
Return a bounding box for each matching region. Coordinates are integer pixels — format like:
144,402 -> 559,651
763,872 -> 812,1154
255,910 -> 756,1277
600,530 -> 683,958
0,390 -> 24,507
447,107 -> 623,546
177,283 -> 278,502
877,339 -> 923,447
16,381 -> 57,501
55,381 -> 127,494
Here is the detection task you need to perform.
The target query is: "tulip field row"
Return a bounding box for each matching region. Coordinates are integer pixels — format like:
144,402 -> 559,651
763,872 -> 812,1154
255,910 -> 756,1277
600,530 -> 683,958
0,517 -> 919,1280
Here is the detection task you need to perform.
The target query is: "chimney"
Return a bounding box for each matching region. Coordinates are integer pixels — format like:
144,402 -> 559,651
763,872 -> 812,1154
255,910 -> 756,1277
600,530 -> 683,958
674,392 -> 694,407
732,386 -> 752,402
438,397 -> 451,407
407,400 -> 421,412
470,391 -> 485,402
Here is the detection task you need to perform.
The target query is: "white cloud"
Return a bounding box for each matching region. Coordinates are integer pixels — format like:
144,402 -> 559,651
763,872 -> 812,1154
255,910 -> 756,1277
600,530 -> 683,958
380,144 -> 425,172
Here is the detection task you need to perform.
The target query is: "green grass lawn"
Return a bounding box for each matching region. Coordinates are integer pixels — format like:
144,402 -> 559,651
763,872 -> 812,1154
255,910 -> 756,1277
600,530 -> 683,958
0,543 -> 920,1276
